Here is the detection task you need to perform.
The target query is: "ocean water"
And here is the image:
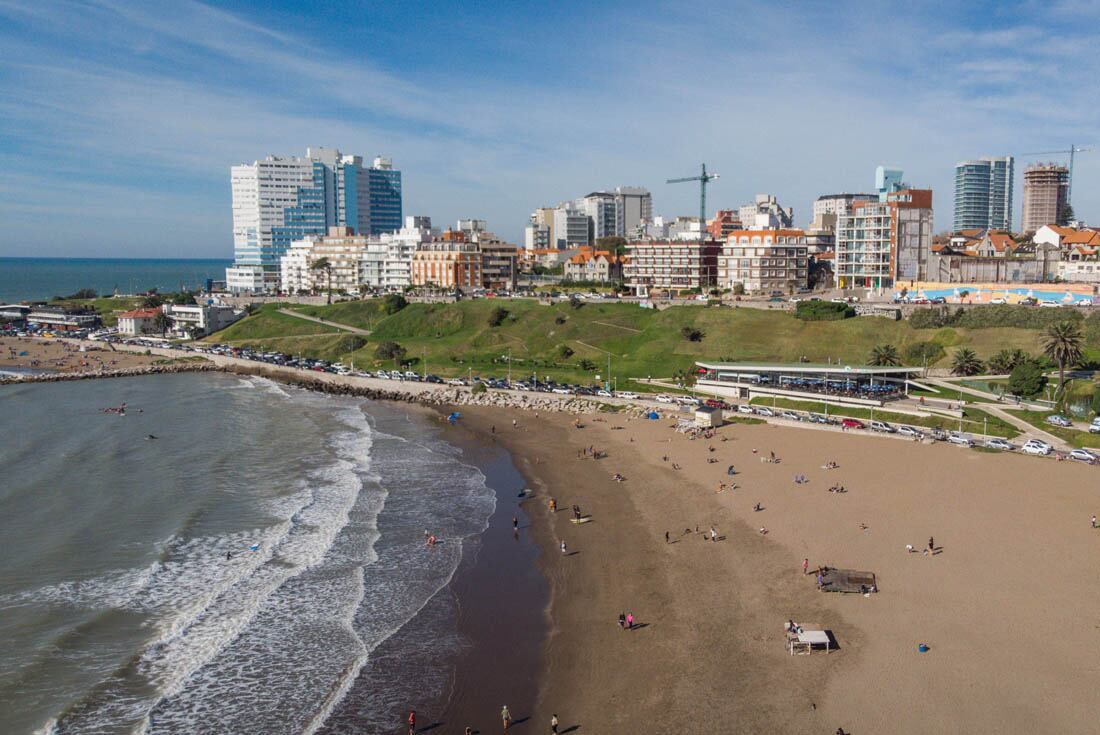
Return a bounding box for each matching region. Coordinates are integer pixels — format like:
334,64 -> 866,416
0,372 -> 498,734
0,258 -> 231,303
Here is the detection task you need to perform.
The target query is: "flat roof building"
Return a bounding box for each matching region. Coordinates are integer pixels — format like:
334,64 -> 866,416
695,361 -> 922,407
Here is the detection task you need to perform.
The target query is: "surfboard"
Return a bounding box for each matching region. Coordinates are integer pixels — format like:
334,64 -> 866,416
569,517 -> 592,524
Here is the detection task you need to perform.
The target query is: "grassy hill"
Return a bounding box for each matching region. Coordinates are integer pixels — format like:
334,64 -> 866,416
205,300 -> 1058,386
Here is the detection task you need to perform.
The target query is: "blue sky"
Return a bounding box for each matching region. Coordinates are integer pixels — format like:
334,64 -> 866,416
0,0 -> 1097,258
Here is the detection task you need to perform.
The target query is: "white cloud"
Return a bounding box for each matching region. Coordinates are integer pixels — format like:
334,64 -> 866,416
0,0 -> 1097,257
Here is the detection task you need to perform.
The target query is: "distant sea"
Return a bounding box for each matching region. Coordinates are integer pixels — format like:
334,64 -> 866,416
0,258 -> 232,303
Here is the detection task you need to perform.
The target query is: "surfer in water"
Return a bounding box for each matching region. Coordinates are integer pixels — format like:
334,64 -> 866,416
146,434 -> 158,440
226,551 -> 232,561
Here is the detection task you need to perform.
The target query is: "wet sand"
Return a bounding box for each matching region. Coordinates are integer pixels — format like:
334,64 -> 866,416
455,407 -> 1100,734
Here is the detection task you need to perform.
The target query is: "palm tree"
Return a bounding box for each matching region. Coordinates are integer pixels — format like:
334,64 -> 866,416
869,344 -> 900,366
310,257 -> 333,304
152,311 -> 171,337
1042,321 -> 1083,397
988,348 -> 1029,374
950,348 -> 984,376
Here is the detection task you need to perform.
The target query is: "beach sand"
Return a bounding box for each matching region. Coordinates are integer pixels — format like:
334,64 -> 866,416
0,336 -> 159,373
455,407 -> 1100,734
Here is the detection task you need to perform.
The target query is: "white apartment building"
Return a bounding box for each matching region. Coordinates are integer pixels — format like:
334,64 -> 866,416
717,229 -> 809,294
280,227 -> 389,294
163,304 -> 242,338
738,195 -> 793,230
813,193 -> 876,219
553,208 -> 591,249
379,216 -> 435,289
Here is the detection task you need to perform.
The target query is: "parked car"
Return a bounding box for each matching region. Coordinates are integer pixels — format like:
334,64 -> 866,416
780,410 -> 801,421
929,427 -> 949,442
896,425 -> 924,439
1022,439 -> 1053,456
655,394 -> 675,403
869,420 -> 896,433
990,297 -> 1007,305
704,399 -> 727,409
1070,448 -> 1098,463
985,438 -> 1014,451
840,418 -> 865,429
737,404 -> 755,415
947,432 -> 974,447
617,391 -> 639,399
1045,414 -> 1073,428
754,406 -> 775,417
676,396 -> 701,406
1039,300 -> 1061,308
1089,418 -> 1100,434
596,389 -> 614,398
445,378 -> 465,386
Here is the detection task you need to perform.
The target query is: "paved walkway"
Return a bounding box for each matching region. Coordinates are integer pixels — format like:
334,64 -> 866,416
277,308 -> 371,335
980,404 -> 1070,450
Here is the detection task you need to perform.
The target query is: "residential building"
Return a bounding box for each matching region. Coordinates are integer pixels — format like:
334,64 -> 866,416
835,188 -> 934,289
456,221 -> 518,290
380,216 -> 435,290
528,208 -> 557,250
706,210 -> 742,240
738,194 -> 793,230
552,208 -> 591,249
1022,163 -> 1070,232
928,240 -> 1059,283
1034,224 -> 1100,249
613,186 -> 653,235
520,248 -> 580,271
367,156 -> 403,235
411,233 -> 483,289
574,192 -> 618,240
624,239 -> 720,296
525,223 -> 550,250
804,213 -> 836,253
813,194 -> 876,219
953,156 -> 1014,232
118,307 -> 163,336
668,216 -> 704,241
717,229 -> 808,294
564,249 -> 624,283
279,227 -> 389,294
162,304 -> 242,338
225,148 -> 401,292
1057,245 -> 1100,283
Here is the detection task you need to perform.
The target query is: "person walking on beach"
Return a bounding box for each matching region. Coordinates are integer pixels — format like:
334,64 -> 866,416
626,612 -> 634,630
665,530 -> 670,544
407,709 -> 415,734
710,526 -> 718,542
1092,515 -> 1098,529
928,536 -> 935,553
802,558 -> 809,575
512,516 -> 519,530
560,540 -> 567,554
618,612 -> 626,629
501,705 -> 512,730
817,571 -> 825,590
551,713 -> 559,734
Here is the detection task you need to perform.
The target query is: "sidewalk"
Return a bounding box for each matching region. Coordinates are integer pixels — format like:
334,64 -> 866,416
276,308 -> 371,335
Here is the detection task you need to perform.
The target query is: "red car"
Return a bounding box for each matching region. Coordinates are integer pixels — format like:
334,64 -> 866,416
704,398 -> 727,409
840,418 -> 865,429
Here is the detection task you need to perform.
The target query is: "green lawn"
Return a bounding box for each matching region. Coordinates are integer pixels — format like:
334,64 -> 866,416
1004,409 -> 1100,449
49,296 -> 145,327
205,300 -> 1057,386
748,396 -> 1019,439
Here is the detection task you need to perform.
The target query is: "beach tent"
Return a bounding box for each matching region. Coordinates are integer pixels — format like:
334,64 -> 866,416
646,411 -> 659,420
447,412 -> 461,424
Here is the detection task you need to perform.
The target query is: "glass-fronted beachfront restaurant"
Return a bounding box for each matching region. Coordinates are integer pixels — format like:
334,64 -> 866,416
694,361 -> 924,407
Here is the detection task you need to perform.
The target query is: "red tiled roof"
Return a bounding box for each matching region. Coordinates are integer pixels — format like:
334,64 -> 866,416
119,308 -> 161,318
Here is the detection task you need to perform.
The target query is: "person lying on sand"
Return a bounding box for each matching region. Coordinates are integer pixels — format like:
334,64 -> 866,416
759,527 -> 768,535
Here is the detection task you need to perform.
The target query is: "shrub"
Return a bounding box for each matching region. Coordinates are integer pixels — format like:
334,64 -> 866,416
987,348 -> 1030,374
374,341 -> 406,360
382,294 -> 408,315
559,344 -> 574,359
680,326 -> 705,341
902,341 -> 945,365
955,304 -> 1083,330
794,301 -> 853,321
908,307 -> 957,329
487,306 -> 509,327
578,358 -> 596,370
554,315 -> 567,325
470,382 -> 487,394
731,283 -> 745,296
1008,360 -> 1047,398
1091,385 -> 1100,416
334,335 -> 367,353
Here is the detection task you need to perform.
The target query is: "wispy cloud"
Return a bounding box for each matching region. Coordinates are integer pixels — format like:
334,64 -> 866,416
0,0 -> 1096,257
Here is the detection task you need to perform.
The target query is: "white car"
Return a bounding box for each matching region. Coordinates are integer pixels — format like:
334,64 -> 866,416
737,404 -> 754,414
551,387 -> 572,395
1069,448 -> 1098,463
869,420 -> 896,433
676,396 -> 701,406
780,410 -> 801,421
596,389 -> 613,398
947,432 -> 974,447
990,297 -> 1007,305
1039,300 -> 1061,308
445,378 -> 465,386
1045,414 -> 1073,428
1022,439 -> 1053,456
754,406 -> 775,417
655,394 -> 675,403
985,438 -> 1014,451
897,425 -> 924,439
617,391 -> 639,399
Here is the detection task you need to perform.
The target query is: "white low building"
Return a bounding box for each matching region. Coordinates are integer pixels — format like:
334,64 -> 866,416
163,304 -> 242,338
225,264 -> 266,294
117,307 -> 164,336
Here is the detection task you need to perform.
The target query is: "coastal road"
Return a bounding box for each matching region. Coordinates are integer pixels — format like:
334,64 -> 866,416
276,308 -> 371,335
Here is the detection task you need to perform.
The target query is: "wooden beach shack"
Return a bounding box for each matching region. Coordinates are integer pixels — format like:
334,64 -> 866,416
694,405 -> 722,428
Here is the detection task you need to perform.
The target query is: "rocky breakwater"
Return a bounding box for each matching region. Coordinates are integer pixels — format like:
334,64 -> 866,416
0,361 -> 221,386
229,364 -> 661,418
